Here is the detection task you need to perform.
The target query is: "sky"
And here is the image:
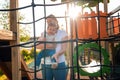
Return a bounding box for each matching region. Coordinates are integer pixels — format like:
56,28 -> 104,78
18,0 -> 67,37
0,0 -> 120,37
18,0 -> 120,37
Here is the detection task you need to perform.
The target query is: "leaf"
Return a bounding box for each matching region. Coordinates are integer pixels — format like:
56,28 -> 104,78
51,0 -> 110,7
51,0 -> 57,2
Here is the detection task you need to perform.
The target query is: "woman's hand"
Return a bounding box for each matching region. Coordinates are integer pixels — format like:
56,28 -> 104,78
52,53 -> 59,63
52,36 -> 68,63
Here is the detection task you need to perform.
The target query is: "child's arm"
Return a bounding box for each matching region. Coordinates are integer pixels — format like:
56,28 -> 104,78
36,33 -> 56,49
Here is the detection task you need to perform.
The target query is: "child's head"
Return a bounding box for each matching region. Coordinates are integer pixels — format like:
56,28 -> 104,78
47,25 -> 57,35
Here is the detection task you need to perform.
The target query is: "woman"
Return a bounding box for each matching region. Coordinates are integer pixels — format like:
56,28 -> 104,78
37,14 -> 68,80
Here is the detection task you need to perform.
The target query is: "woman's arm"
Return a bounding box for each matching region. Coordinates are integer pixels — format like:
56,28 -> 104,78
57,36 -> 68,56
52,36 -> 68,62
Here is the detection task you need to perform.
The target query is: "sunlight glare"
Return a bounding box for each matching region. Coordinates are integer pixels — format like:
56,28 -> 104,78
69,6 -> 81,19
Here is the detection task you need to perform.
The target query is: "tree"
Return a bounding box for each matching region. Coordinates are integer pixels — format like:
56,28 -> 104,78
19,26 -> 30,42
0,0 -> 9,30
51,0 -> 109,7
51,0 -> 109,11
0,0 -> 30,42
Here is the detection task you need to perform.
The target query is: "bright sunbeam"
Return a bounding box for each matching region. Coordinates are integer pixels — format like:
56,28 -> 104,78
69,5 -> 81,19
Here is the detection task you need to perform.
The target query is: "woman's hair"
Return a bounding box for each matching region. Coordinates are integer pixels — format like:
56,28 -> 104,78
46,14 -> 57,21
47,14 -> 59,29
48,21 -> 57,26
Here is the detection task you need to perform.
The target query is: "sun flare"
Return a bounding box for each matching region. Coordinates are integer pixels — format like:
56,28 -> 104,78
69,5 -> 81,19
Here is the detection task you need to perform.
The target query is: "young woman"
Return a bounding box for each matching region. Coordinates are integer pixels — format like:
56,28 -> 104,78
37,14 -> 68,80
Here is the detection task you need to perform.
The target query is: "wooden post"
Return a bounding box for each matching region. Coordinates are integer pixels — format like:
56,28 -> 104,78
103,0 -> 110,58
10,0 -> 21,80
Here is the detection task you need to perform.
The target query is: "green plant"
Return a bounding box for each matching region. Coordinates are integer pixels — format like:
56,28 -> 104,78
21,48 -> 40,61
51,0 -> 110,11
21,49 -> 30,61
21,49 -> 29,56
0,0 -> 9,30
29,48 -> 40,58
0,0 -> 30,42
19,26 -> 30,42
0,70 -> 3,76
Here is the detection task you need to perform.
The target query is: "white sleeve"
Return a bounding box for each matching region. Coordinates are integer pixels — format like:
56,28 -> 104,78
62,30 -> 68,38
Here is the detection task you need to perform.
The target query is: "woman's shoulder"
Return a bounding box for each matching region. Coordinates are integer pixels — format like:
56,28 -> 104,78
58,30 -> 67,34
57,30 -> 68,37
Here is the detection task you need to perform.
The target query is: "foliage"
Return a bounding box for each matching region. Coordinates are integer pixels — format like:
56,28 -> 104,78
51,0 -> 110,7
0,0 -> 30,42
75,0 -> 106,7
21,49 -> 31,61
0,70 -> 3,76
0,70 -> 6,80
29,48 -> 40,58
21,48 -> 40,61
51,0 -> 56,1
19,26 -> 30,42
0,0 -> 9,30
0,75 -> 7,80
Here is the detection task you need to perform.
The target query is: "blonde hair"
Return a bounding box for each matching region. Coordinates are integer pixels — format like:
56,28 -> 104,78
47,14 -> 57,21
47,14 -> 59,29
